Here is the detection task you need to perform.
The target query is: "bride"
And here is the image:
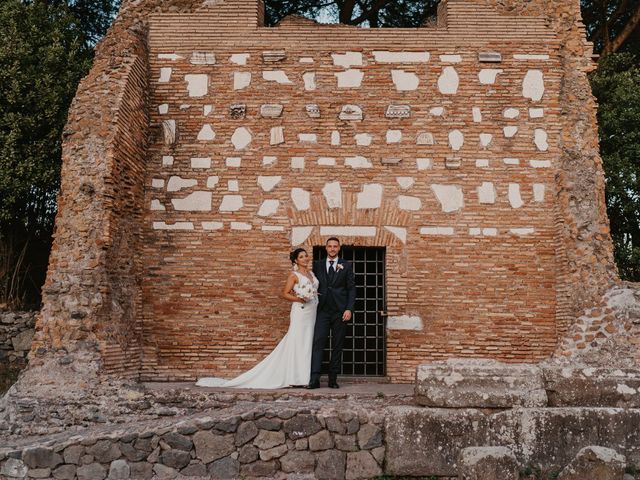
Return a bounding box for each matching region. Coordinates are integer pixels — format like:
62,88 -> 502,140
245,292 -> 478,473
196,248 -> 319,388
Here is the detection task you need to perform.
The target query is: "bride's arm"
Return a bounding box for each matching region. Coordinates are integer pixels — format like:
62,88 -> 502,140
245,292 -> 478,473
281,273 -> 304,303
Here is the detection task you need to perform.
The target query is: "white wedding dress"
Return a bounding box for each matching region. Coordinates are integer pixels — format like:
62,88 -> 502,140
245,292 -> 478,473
196,271 -> 318,389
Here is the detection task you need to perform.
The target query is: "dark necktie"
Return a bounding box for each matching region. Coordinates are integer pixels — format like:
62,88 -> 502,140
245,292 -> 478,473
328,260 -> 335,279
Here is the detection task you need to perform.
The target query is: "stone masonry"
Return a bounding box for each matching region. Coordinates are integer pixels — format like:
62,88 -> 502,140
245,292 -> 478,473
0,311 -> 36,371
24,0 -> 619,388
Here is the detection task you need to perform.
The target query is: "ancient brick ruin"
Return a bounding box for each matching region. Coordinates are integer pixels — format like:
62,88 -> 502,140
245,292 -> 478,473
27,0 -> 620,386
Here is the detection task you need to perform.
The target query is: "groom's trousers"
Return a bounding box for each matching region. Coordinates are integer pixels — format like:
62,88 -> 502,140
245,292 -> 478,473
310,306 -> 347,382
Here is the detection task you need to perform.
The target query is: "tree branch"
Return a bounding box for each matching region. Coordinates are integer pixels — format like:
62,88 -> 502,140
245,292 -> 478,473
349,0 -> 393,25
604,3 -> 640,54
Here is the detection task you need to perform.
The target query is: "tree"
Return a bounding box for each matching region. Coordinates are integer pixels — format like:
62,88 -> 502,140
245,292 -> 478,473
590,52 -> 640,281
265,0 -> 438,27
581,0 -> 640,55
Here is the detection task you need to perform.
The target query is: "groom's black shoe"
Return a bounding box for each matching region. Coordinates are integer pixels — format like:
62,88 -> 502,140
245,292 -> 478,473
306,380 -> 320,389
328,379 -> 340,389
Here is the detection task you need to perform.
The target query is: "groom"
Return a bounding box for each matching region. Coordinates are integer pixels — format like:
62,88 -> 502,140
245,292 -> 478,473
308,237 -> 356,389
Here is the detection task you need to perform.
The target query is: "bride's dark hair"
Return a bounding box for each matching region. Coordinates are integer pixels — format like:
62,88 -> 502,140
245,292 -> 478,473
289,248 -> 306,264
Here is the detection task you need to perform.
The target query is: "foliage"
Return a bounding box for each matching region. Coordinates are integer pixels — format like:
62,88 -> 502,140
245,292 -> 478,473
590,52 -> 640,281
581,0 -> 640,55
265,0 -> 438,27
0,0 -> 99,307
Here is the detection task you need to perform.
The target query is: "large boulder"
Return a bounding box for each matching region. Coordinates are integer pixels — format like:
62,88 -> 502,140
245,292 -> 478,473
458,446 -> 519,480
415,359 -> 547,408
557,446 -> 626,480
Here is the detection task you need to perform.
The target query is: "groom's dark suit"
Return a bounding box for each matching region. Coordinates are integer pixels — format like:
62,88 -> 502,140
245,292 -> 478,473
310,257 -> 356,385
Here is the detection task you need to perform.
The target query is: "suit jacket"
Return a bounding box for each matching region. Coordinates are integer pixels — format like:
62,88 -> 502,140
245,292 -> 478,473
313,258 -> 356,313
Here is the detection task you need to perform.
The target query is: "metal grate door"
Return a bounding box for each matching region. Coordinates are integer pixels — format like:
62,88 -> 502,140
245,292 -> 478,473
313,246 -> 386,376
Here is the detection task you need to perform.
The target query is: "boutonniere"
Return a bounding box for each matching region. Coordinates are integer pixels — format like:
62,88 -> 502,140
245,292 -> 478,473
336,264 -> 344,271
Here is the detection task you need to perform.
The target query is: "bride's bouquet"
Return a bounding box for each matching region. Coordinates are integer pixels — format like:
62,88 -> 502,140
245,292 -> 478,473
293,281 -> 317,303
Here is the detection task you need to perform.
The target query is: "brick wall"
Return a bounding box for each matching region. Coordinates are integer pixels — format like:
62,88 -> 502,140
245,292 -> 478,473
30,0 -> 618,384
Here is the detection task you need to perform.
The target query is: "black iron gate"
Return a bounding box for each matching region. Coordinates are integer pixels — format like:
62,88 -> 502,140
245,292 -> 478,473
313,246 -> 386,376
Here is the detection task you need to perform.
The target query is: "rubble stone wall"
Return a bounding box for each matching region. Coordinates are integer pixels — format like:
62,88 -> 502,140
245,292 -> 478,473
0,311 -> 36,370
28,0 -> 618,384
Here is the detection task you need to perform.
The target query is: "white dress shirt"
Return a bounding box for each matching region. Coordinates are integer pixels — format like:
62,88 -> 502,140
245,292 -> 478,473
326,257 -> 339,273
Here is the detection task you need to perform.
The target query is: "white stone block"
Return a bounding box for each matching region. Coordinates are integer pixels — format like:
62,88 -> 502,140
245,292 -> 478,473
430,107 -> 444,116
384,226 -> 407,243
339,105 -> 363,121
172,191 -> 212,211
504,108 -> 520,119
158,104 -> 169,114
472,107 -> 482,123
230,53 -> 249,65
534,129 -> 549,151
191,52 -> 216,64
202,221 -> 223,230
298,133 -> 317,143
262,225 -> 285,232
157,53 -> 183,61
416,132 -> 435,145
523,70 -> 545,101
320,226 -> 376,237
258,176 -> 282,191
197,124 -> 215,141
159,67 -> 172,83
226,157 -> 242,167
270,126 -> 285,145
306,103 -> 320,117
317,157 -> 336,166
233,72 -> 251,90
299,57 -> 314,63
391,70 -> 419,91
438,67 -> 459,94
503,126 -> 518,138
373,51 -> 429,63
291,157 -> 305,169
162,155 -> 174,166
303,72 -> 316,90
431,184 -> 464,212
335,69 -> 364,88
529,108 -> 544,118
396,177 -> 415,190
440,54 -> 462,63
291,188 -> 310,210
203,105 -> 213,116
480,134 -> 493,147
387,315 -> 423,330
355,133 -> 373,146
345,156 -> 372,169
483,228 -> 498,236
219,195 -> 243,212
331,131 -> 341,145
263,156 -> 277,166
508,183 -> 524,209
503,158 -> 520,165
416,158 -> 433,170
263,70 -> 293,84
261,104 -> 283,118
514,54 -> 549,60
530,160 -> 551,168
153,221 -> 193,230
191,157 -> 211,169
357,184 -> 383,209
162,120 -> 176,145
510,228 -> 535,235
475,159 -> 489,168
420,227 -> 454,235
231,127 -> 252,150
478,69 -> 502,84
322,181 -> 342,208
292,226 -> 313,245
533,184 -> 546,202
151,179 -> 165,188
331,52 -> 362,68
449,130 -> 464,151
477,182 -> 496,204
263,50 -> 286,62
150,199 -> 165,211
167,176 -> 197,192
206,176 -> 219,188
228,180 -> 239,192
386,130 -> 402,144
180,104 -> 191,110
398,195 -> 421,211
258,199 -> 280,217
185,74 -> 208,97
231,222 -> 251,230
